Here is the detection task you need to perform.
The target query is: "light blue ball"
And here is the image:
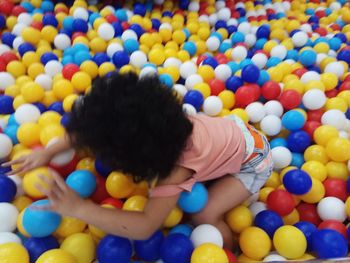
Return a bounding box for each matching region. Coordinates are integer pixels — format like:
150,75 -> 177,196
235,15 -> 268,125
178,183 -> 208,213
183,41 -> 197,56
74,51 -> 92,66
66,170 -> 97,198
23,200 -> 61,238
169,224 -> 193,237
124,39 -> 139,54
281,110 -> 306,131
270,137 -> 288,149
159,73 -> 173,88
299,50 -> 317,67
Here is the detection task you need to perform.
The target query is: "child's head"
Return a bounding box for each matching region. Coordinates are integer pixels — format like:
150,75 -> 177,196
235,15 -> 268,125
66,72 -> 193,182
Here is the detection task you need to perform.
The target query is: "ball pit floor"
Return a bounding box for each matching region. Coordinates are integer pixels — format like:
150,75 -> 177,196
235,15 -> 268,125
1,0 -> 350,262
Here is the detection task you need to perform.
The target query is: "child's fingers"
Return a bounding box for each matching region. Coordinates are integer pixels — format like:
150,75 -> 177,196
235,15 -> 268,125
38,174 -> 54,185
1,157 -> 25,167
30,204 -> 53,211
35,182 -> 51,197
51,172 -> 68,192
6,165 -> 27,175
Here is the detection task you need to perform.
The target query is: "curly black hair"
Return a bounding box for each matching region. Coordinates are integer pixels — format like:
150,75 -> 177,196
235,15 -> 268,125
66,72 -> 193,182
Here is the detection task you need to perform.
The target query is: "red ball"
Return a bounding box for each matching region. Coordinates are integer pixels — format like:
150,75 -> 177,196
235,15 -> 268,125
315,27 -> 327,36
101,197 -> 124,209
339,81 -> 350,92
0,51 -> 18,65
0,0 -> 14,15
235,84 -> 260,108
55,7 -> 69,14
279,90 -> 302,110
209,79 -> 225,96
292,68 -> 307,78
315,10 -> 326,18
105,14 -> 118,23
121,22 -> 130,30
325,89 -> 338,98
72,32 -> 86,41
218,58 -> 229,64
196,55 -> 207,66
0,61 -> 6,72
224,248 -> 237,263
330,24 -> 341,31
297,202 -> 322,226
62,64 -> 80,80
90,175 -> 110,203
307,109 -> 324,122
49,155 -> 79,178
344,75 -> 350,82
30,21 -> 43,30
11,5 -> 26,16
261,81 -> 281,100
323,178 -> 348,201
318,220 -> 347,239
267,189 -> 295,216
303,121 -> 321,138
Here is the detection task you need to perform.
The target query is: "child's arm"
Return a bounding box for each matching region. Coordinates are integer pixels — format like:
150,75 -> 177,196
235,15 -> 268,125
36,166 -> 192,240
2,135 -> 72,175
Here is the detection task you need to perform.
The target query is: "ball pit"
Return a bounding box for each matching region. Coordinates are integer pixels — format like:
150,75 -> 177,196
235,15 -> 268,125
0,0 -> 349,262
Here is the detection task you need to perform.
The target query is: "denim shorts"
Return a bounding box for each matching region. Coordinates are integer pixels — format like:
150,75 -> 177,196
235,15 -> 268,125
233,132 -> 274,194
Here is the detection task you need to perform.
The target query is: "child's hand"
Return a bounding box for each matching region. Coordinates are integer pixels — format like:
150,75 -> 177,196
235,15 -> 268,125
35,172 -> 86,218
1,149 -> 52,175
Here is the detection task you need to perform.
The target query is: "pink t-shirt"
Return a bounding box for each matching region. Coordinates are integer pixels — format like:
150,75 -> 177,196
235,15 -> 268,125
150,114 -> 246,198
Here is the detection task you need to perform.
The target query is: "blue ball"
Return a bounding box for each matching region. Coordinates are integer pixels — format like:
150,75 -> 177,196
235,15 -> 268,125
227,25 -> 237,35
294,221 -> 317,251
178,182 -> 208,213
312,229 -> 348,258
23,200 -> 61,238
33,103 -> 46,114
2,32 -> 16,47
66,170 -> 97,198
202,56 -> 218,68
291,152 -> 304,168
266,57 -> 282,68
115,9 -> 128,22
0,164 -> 11,175
183,41 -> 197,56
255,38 -> 267,49
134,3 -> 146,16
231,32 -> 245,44
24,236 -> 59,263
95,159 -> 112,177
124,39 -> 139,54
129,24 -> 144,38
219,42 -> 231,53
48,102 -> 64,115
287,130 -> 311,153
89,13 -> 101,25
112,51 -> 129,68
337,49 -> 350,64
183,90 -> 204,111
241,64 -> 260,83
40,1 -> 54,12
281,110 -> 305,131
226,76 -> 243,92
93,52 -> 110,66
257,70 -> 270,86
215,20 -> 227,30
160,234 -> 194,263
40,52 -> 58,65
112,22 -> 123,37
63,16 -> 74,31
72,18 -> 88,33
18,43 -> 36,57
0,175 -> 16,202
159,73 -> 173,88
97,235 -> 132,263
169,224 -> 193,237
270,137 -> 288,148
299,50 -> 317,67
62,55 -> 74,65
256,25 -> 270,39
227,61 -> 240,74
74,51 -> 92,66
151,19 -> 161,30
21,1 -> 35,12
0,95 -> 14,114
239,58 -> 253,69
60,113 -> 70,127
329,37 -> 342,51
42,14 -> 58,27
4,125 -> 19,144
283,169 -> 312,195
7,114 -> 17,125
134,230 -> 164,262
254,210 -> 284,237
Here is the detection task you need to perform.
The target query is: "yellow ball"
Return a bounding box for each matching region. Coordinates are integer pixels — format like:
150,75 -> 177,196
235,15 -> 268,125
123,195 -> 148,212
0,243 -> 29,263
345,196 -> 350,218
226,205 -> 253,233
21,82 -> 45,103
198,27 -> 210,40
63,94 -> 79,113
159,28 -> 172,42
218,90 -> 235,110
42,91 -> 58,107
106,172 -> 135,199
172,29 -> 186,44
259,187 -> 275,203
313,125 -> 339,146
148,49 -> 165,66
7,61 -> 26,78
283,79 -> 304,94
53,79 -> 74,100
98,62 -> 116,77
314,42 -> 330,54
41,26 -> 58,43
300,177 -> 325,204
13,95 -> 26,110
22,27 -> 41,45
304,145 -> 329,164
239,227 -> 271,260
193,83 -> 211,99
38,111 -> 62,127
163,206 -> 183,228
61,233 -> 95,263
76,158 -> 96,174
264,171 -> 281,188
71,71 -> 91,92
321,72 -> 338,91
36,249 -> 77,263
197,65 -> 215,82
230,108 -> 249,123
23,167 -> 53,198
282,209 -> 300,225
55,216 -> 87,238
325,97 -> 348,112
191,243 -> 229,263
13,196 -> 33,212
90,37 -> 107,53
5,84 -> 21,97
326,137 -> 350,162
6,16 -> 18,30
337,91 -> 350,107
17,123 -> 41,147
27,62 -> 45,79
177,50 -> 190,62
80,61 -> 98,79
139,33 -> 155,48
304,80 -> 325,92
326,161 -> 348,180
164,66 -> 180,82
267,67 -> 283,82
273,225 -> 307,259
40,124 -> 65,146
301,161 -> 327,181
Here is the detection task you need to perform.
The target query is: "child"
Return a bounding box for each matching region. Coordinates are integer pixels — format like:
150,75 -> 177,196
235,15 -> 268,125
3,72 -> 273,249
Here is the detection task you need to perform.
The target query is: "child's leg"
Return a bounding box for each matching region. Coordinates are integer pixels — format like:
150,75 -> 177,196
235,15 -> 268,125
191,175 -> 251,249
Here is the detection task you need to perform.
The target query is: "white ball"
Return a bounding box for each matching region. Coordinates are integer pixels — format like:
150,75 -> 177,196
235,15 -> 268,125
260,115 -> 282,136
263,253 -> 287,262
198,15 -> 209,23
0,203 -> 18,232
208,14 -> 218,26
291,31 -> 308,47
317,197 -> 346,222
180,61 -> 197,79
35,74 -> 52,91
14,104 -> 41,124
217,8 -> 231,21
245,34 -> 257,48
159,22 -> 172,31
227,18 -> 238,27
324,62 -> 344,78
183,103 -> 197,115
321,109 -> 346,130
300,71 -> 320,83
300,24 -> 312,33
302,89 -> 327,110
190,224 -> 223,248
164,58 -> 182,68
185,74 -> 203,90
329,2 -> 341,11
188,2 -> 200,12
270,45 -> 287,60
215,1 -> 225,10
237,22 -> 251,34
12,23 -> 26,36
249,201 -> 267,219
8,175 -> 24,197
54,34 -> 71,50
245,102 -> 266,123
252,53 -> 268,69
0,72 -> 15,91
0,232 -> 21,245
45,61 -> 63,77
214,64 -> 232,81
73,7 -> 89,21
206,37 -> 220,52
139,67 -> 157,78
106,43 -> 123,58
232,46 -> 247,61
121,30 -> 138,42
339,131 -> 349,139
130,51 -> 147,68
271,146 -> 292,170
13,37 -> 24,51
98,23 -> 115,41
328,50 -> 337,58
17,13 -> 32,26
0,134 -> 13,159
316,54 -> 328,66
342,120 -> 350,132
173,84 -> 187,97
0,44 -> 10,56
264,100 -> 284,117
47,138 -> 75,166
203,96 -> 223,117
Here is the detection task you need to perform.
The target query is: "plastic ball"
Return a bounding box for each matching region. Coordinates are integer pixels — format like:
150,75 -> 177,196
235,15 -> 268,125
203,96 -> 223,117
239,227 -> 271,260
23,199 -> 61,237
287,131 -> 311,153
36,249 -> 76,263
45,60 -> 63,77
178,182 -> 208,213
302,89 -> 326,110
134,230 -> 163,262
281,110 -> 305,131
267,189 -> 295,216
98,23 -> 115,41
160,233 -> 194,263
318,220 -> 347,239
191,224 -> 223,248
225,205 -> 252,234
241,64 -> 260,83
317,197 -> 346,222
17,122 -> 41,147
24,236 -> 59,263
271,146 -> 292,170
321,109 -> 346,130
292,31 -> 308,47
260,115 -> 282,136
0,243 -> 29,263
0,232 -> 21,245
106,172 -> 135,199
294,221 -> 317,251
231,45 -> 247,61
312,229 -> 348,258
191,243 -> 229,263
65,170 -> 96,198
324,178 -> 347,201
0,72 -> 15,91
61,233 -> 95,263
254,210 -> 284,238
264,100 -> 283,117
0,133 -> 13,159
54,34 -> 71,50
206,36 -> 220,51
245,102 -> 266,123
283,169 -> 312,195
261,81 -> 281,100
326,137 -> 350,162
214,64 -> 231,81
273,226 -> 307,259
324,62 -> 344,78
235,84 -> 260,108
0,202 -> 18,232
279,90 -> 302,110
